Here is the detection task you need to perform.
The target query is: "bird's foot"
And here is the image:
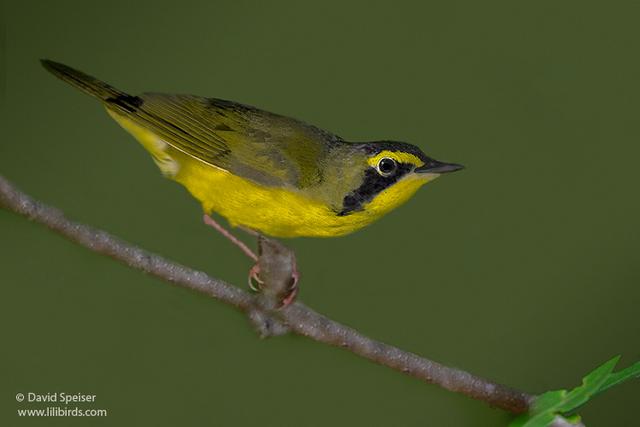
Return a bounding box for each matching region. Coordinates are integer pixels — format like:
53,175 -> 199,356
203,214 -> 299,308
248,260 -> 299,308
280,266 -> 300,308
279,266 -> 299,308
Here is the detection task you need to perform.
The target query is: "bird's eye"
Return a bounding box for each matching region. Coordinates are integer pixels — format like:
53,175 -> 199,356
376,157 -> 397,176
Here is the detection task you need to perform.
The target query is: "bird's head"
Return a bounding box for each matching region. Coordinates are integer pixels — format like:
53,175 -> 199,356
338,141 -> 463,216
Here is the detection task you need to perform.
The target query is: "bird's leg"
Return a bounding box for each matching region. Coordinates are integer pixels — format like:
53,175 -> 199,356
202,214 -> 258,261
203,214 -> 300,307
203,214 -> 265,290
239,226 -> 259,237
256,236 -> 300,308
202,214 -> 264,292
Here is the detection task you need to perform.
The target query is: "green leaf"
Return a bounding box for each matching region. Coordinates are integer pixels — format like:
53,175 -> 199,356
519,412 -> 557,427
565,414 -> 582,424
597,360 -> 640,395
508,356 -> 640,427
522,412 -> 556,427
530,390 -> 566,413
509,413 -> 582,427
555,355 -> 619,412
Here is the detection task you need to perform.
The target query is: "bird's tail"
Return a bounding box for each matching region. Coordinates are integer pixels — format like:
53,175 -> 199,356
40,59 -> 142,114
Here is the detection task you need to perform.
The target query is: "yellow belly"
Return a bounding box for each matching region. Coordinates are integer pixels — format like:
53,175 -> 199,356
178,158 -> 370,237
107,109 -> 429,238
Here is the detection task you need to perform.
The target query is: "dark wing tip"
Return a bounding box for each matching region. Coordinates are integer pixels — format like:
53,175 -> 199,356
40,59 -> 68,74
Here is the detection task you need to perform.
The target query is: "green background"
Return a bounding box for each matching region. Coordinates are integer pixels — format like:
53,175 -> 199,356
1,1 -> 638,426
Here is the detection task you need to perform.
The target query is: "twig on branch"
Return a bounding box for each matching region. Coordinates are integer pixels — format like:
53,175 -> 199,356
0,174 -> 534,414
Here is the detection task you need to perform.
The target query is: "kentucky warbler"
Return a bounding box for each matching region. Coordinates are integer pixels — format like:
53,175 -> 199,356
41,59 -> 463,239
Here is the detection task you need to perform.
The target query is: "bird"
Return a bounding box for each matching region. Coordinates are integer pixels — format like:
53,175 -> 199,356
41,59 -> 463,306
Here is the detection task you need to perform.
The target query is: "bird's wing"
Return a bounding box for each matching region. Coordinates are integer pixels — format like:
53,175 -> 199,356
127,93 -> 343,188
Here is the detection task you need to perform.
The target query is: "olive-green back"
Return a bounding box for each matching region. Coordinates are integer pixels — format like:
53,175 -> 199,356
40,60 -> 366,210
135,93 -> 345,189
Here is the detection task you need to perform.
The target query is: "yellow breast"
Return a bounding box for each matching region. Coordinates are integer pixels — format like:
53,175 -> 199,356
108,109 -> 429,238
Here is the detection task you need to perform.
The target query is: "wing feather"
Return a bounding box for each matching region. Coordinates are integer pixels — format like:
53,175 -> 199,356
117,93 -> 343,188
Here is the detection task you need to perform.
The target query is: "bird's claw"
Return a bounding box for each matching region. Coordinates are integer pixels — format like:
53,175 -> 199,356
248,263 -> 264,291
278,265 -> 300,308
247,263 -> 300,308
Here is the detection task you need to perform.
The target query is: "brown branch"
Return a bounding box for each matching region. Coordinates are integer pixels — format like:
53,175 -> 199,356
0,174 -> 534,414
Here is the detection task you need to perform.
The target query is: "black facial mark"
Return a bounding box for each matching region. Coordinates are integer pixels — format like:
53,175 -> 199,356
338,163 -> 413,216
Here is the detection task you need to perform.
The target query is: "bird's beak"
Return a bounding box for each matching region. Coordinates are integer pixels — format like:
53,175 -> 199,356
414,159 -> 465,174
